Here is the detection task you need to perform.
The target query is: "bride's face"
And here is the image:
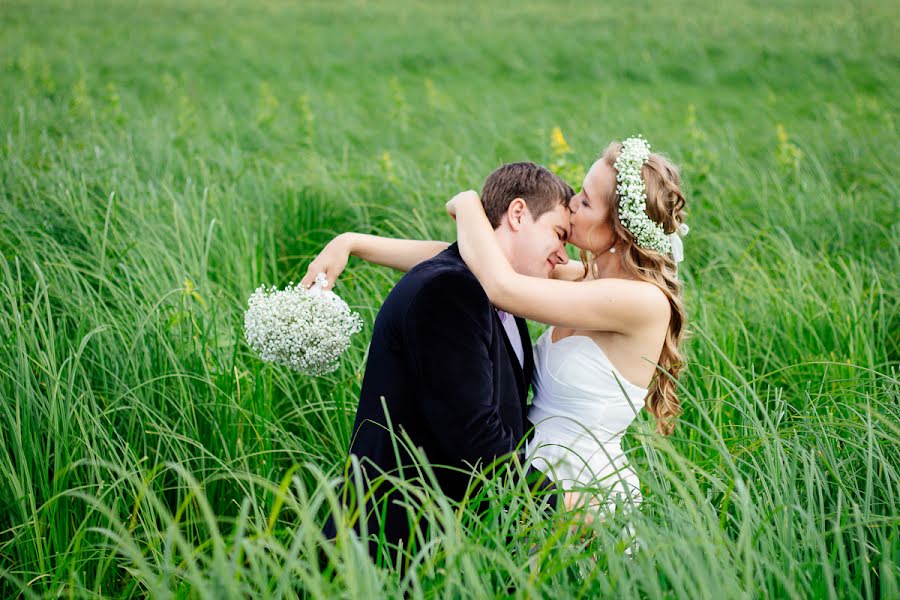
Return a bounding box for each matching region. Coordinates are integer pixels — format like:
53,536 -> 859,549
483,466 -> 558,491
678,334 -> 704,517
567,159 -> 617,253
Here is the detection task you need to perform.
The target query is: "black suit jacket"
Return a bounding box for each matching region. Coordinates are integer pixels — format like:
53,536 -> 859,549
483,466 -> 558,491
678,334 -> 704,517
323,243 -> 541,558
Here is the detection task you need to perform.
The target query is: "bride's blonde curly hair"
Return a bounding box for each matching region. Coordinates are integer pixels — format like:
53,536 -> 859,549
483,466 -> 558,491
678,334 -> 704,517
581,142 -> 688,435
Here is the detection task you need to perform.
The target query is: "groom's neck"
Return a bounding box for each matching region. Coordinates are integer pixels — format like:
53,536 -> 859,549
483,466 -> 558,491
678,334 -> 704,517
492,227 -> 519,267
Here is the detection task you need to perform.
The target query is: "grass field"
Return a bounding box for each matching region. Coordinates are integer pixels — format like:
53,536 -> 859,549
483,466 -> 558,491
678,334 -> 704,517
1,0 -> 898,597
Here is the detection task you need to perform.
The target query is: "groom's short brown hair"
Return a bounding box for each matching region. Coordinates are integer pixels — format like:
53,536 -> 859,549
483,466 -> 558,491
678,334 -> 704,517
481,162 -> 574,229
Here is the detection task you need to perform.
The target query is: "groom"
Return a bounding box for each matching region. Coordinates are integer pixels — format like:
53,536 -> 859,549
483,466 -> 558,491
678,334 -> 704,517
323,162 -> 573,562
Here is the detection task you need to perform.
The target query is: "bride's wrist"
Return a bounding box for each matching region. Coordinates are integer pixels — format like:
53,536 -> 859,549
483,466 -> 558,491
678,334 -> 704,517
458,194 -> 481,217
334,232 -> 357,256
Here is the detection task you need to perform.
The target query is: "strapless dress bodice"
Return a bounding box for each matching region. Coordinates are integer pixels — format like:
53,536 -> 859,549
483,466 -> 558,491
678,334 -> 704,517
526,327 -> 648,507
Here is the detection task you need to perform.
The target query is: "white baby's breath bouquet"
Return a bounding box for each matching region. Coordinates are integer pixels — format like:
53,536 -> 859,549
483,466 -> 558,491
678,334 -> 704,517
244,273 -> 363,376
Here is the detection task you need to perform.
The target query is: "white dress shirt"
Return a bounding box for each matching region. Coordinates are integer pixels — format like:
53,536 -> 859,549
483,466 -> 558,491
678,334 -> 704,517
496,309 -> 524,368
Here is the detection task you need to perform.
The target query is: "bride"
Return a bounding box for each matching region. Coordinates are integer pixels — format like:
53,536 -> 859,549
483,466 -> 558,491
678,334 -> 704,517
302,136 -> 688,519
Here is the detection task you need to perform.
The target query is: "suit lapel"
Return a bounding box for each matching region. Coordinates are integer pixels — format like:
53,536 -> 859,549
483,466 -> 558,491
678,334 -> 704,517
494,310 -> 527,399
515,316 -> 534,420
516,316 -> 534,392
513,316 -> 535,437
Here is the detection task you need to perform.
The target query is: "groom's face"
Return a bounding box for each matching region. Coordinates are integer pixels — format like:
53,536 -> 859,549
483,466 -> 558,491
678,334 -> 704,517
508,201 -> 571,278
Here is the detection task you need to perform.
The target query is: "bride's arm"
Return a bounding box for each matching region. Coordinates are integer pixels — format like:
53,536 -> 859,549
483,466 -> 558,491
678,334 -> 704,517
453,192 -> 667,333
300,233 -> 448,289
342,233 -> 448,271
551,260 -> 587,282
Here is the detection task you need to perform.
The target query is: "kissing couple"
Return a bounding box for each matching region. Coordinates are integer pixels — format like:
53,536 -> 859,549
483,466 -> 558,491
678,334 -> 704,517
302,136 -> 689,563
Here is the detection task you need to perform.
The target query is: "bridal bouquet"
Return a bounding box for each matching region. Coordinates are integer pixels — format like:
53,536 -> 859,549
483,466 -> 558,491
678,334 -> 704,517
244,273 -> 363,376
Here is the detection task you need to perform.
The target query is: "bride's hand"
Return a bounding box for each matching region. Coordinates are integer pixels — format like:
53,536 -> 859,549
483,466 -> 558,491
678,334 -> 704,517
445,190 -> 480,221
299,233 -> 353,291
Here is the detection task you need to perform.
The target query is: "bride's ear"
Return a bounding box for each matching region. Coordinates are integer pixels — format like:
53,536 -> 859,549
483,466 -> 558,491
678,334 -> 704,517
506,198 -> 528,231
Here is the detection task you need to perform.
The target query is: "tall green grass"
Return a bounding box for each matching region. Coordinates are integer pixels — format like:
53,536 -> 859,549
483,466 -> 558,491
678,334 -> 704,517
1,0 -> 897,597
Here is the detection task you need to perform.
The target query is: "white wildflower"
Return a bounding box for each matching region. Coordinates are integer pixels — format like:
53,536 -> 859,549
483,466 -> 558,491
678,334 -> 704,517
244,273 -> 363,376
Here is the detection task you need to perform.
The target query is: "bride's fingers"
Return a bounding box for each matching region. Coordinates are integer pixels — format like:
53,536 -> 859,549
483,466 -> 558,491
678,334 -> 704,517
300,264 -> 343,290
320,270 -> 335,290
323,265 -> 346,289
299,264 -> 321,289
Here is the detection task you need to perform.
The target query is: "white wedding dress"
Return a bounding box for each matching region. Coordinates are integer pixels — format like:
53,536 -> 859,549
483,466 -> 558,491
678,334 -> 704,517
526,327 -> 648,514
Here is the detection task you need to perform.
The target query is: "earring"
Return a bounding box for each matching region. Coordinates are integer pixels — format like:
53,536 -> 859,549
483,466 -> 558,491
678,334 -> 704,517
609,247 -> 617,254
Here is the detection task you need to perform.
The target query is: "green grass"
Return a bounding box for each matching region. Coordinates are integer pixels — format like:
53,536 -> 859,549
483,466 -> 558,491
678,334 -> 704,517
1,0 -> 898,597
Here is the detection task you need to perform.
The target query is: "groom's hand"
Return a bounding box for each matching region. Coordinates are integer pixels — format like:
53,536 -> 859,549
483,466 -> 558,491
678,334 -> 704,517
300,233 -> 352,290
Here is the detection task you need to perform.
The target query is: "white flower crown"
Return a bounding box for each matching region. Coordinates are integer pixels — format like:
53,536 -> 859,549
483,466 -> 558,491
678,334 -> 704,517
614,136 -> 677,257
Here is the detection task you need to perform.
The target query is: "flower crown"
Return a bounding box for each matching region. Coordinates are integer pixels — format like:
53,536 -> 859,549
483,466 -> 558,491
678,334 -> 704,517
613,136 -> 673,256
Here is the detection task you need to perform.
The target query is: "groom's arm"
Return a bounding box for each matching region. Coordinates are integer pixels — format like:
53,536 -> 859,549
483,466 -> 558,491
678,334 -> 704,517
404,271 -> 518,466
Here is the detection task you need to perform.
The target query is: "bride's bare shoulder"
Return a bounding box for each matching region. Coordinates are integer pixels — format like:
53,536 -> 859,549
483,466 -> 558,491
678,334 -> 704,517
591,277 -> 672,325
632,279 -> 672,321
